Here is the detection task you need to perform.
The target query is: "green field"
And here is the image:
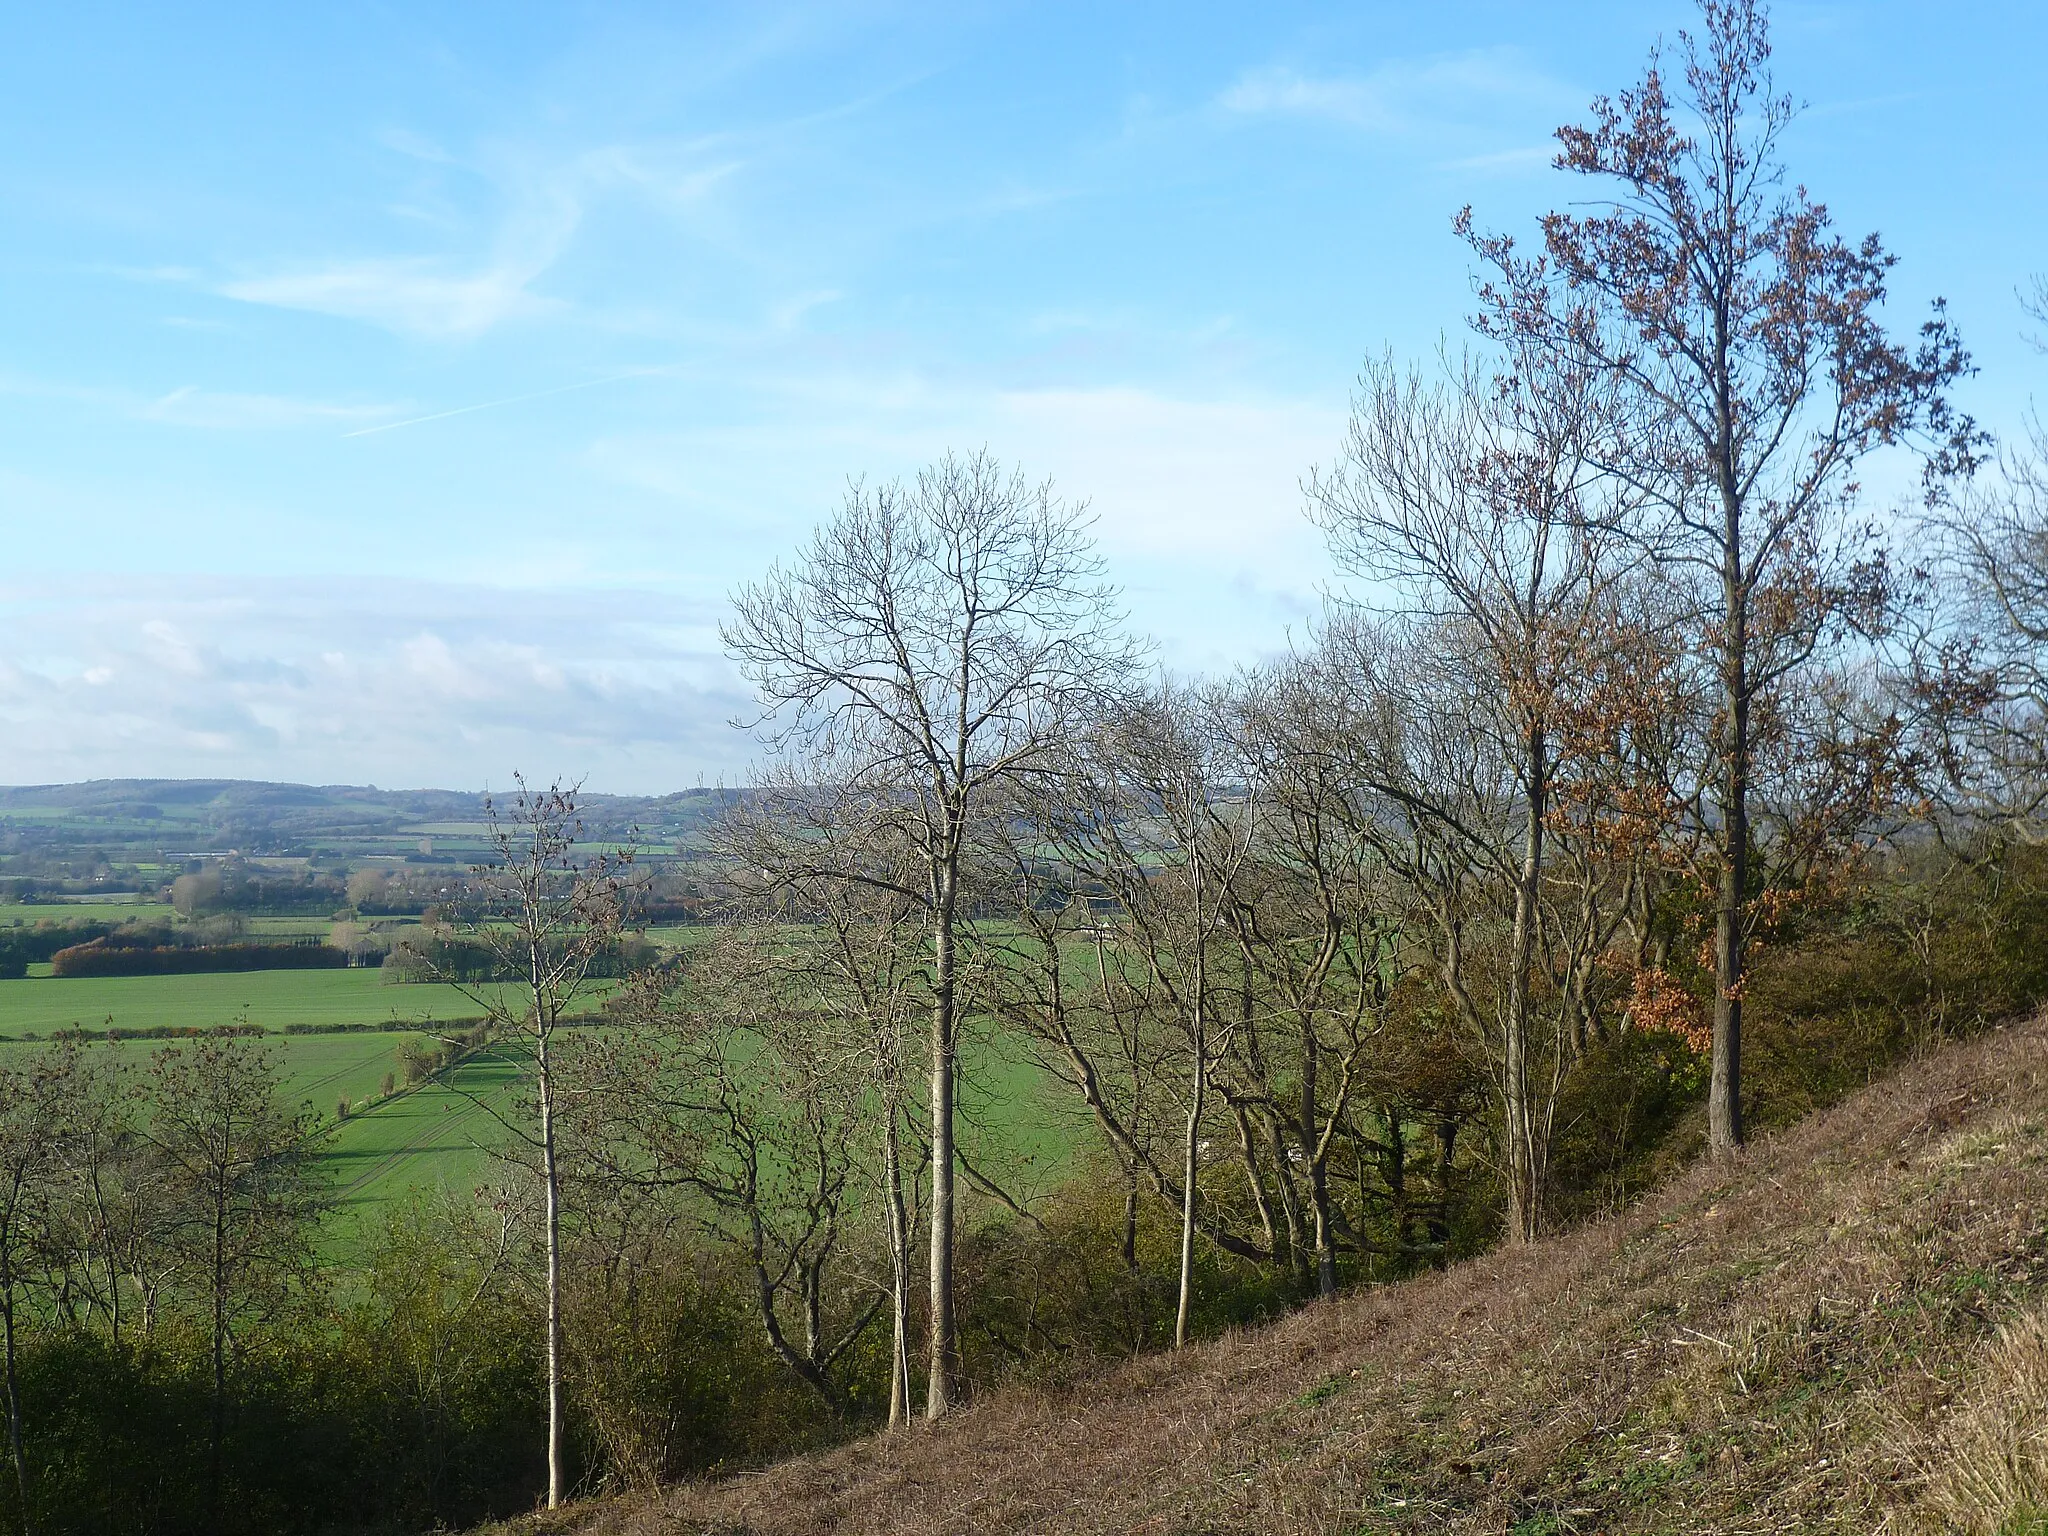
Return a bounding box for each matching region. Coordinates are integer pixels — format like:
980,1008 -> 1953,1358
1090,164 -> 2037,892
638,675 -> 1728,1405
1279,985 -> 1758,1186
0,1028 -> 431,1106
0,952 -> 1073,1256
2,899 -> 172,923
0,967 -> 503,1036
324,1045 -> 523,1220
0,1027 -> 523,1240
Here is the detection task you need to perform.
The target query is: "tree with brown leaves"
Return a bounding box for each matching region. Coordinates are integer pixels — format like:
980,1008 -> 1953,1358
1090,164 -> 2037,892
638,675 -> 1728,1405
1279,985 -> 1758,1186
1461,0 -> 1978,1152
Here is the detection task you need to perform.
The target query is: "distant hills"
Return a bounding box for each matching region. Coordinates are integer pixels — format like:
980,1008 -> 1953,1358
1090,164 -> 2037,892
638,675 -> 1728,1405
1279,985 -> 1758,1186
0,778 -> 736,880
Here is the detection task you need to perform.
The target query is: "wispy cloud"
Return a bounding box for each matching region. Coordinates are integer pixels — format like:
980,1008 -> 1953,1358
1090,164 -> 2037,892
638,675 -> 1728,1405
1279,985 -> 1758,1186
217,138 -> 740,340
340,367 -> 670,438
141,387 -> 397,431
0,372 -> 393,431
1218,48 -> 1576,140
219,253 -> 567,340
583,374 -> 1338,676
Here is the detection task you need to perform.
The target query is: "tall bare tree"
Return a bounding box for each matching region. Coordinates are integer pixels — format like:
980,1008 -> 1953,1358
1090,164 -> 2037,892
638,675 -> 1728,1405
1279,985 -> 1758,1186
723,449 -> 1143,1416
715,827 -> 932,1428
570,936 -> 884,1421
1309,350 -> 1638,1240
1079,687 -> 1258,1346
1227,658 -> 1426,1284
1461,0 -> 1978,1152
449,778 -> 632,1509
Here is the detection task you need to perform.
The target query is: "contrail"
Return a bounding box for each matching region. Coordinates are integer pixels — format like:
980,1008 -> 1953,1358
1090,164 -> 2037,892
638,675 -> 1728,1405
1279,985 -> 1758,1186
342,367 -> 669,438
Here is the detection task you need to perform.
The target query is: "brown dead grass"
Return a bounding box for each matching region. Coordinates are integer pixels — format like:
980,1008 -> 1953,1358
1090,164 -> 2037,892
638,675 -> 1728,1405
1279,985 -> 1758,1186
487,1013 -> 2048,1535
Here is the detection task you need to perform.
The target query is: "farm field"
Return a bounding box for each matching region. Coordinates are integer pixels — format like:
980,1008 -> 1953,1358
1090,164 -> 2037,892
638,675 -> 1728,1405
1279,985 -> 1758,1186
324,1044 -> 524,1225
1,898 -> 171,923
0,1026 -> 435,1109
0,957 -> 1076,1249
0,1027 -> 521,1241
0,966 -> 505,1035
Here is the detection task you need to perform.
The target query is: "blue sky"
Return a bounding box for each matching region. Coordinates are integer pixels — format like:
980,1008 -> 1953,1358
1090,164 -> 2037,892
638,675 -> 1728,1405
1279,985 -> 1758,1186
1,2 -> 2042,792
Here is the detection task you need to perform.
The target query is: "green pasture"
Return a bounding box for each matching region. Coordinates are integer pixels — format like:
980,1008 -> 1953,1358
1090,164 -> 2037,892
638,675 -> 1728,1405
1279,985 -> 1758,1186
324,1045 -> 523,1222
0,949 -> 1084,1255
0,1028 -> 432,1111
0,967 -> 505,1036
1,899 -> 170,923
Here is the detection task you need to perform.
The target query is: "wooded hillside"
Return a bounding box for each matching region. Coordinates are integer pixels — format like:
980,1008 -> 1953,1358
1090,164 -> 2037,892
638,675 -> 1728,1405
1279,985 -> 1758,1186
494,1010 -> 2048,1536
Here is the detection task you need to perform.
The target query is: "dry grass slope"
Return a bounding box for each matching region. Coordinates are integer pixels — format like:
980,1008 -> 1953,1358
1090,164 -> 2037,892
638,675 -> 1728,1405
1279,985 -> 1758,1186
494,1013 -> 2048,1535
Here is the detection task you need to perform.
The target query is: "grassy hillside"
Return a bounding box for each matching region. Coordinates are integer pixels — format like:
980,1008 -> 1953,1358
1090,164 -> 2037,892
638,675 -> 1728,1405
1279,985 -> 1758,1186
492,1011 -> 2048,1536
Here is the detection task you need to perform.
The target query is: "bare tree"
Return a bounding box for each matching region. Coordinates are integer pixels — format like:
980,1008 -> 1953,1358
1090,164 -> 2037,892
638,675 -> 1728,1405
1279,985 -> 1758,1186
722,827 -> 932,1428
1095,689 -> 1259,1346
566,934 -> 884,1419
444,777 -> 632,1509
148,1035 -> 323,1522
1226,659 -> 1426,1285
1462,0 -> 1978,1153
723,449 -> 1144,1416
48,1043 -> 167,1347
1923,283 -> 2048,831
1309,349 -> 1639,1240
988,837 -> 1264,1292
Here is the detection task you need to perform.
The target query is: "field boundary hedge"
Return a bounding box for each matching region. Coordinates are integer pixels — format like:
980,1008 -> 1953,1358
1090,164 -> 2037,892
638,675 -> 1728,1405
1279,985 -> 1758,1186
48,940 -> 348,977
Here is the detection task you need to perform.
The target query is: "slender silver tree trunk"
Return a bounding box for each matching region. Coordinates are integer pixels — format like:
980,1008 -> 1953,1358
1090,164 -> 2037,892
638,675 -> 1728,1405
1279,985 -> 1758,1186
538,1028 -> 566,1508
1504,722 -> 1546,1243
1174,1046 -> 1203,1351
925,860 -> 958,1418
882,1106 -> 912,1430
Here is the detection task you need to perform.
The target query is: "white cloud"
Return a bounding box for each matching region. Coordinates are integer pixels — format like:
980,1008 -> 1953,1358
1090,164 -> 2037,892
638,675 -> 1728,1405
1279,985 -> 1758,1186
583,375 -> 1341,678
0,578 -> 752,792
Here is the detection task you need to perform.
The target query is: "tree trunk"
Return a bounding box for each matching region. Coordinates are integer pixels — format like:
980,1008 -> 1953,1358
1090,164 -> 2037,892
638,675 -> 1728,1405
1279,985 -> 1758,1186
1385,1109 -> 1411,1258
1503,722 -> 1546,1243
1430,1115 -> 1457,1265
1302,1025 -> 1336,1296
1120,1171 -> 1139,1276
1,1242 -> 32,1536
925,860 -> 958,1419
1710,482 -> 1750,1155
1264,1114 -> 1309,1282
1309,1156 -> 1336,1297
1233,1107 -> 1279,1263
539,1030 -> 566,1508
881,1106 -> 912,1430
1174,1046 -> 1203,1350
